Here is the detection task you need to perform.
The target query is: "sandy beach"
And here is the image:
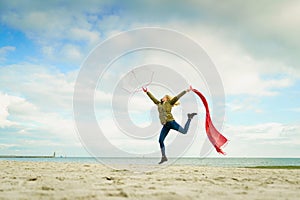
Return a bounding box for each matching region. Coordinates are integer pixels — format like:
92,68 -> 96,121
0,161 -> 299,200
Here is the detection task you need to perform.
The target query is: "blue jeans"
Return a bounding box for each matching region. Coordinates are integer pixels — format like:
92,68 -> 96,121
159,119 -> 191,149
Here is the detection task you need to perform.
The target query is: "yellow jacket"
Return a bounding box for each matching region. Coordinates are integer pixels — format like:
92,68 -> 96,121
146,90 -> 187,125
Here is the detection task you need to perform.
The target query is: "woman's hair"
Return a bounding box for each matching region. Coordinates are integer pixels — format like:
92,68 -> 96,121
165,95 -> 180,106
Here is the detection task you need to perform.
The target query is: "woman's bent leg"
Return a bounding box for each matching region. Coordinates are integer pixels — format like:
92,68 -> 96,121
170,119 -> 191,134
178,119 -> 191,134
176,113 -> 197,134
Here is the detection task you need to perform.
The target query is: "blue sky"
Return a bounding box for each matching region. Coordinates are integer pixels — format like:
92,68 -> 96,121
0,0 -> 299,157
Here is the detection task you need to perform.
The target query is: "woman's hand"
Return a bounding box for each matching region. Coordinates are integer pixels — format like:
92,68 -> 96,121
142,86 -> 148,92
186,85 -> 193,92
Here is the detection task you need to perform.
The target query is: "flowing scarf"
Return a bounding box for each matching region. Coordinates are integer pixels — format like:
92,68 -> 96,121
192,88 -> 228,155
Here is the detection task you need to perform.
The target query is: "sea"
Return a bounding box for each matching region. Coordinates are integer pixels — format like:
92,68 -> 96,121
0,157 -> 300,168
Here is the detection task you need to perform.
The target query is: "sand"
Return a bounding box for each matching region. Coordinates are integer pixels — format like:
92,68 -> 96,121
0,161 -> 299,200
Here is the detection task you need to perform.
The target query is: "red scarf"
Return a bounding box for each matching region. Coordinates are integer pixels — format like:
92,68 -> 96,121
192,88 -> 228,155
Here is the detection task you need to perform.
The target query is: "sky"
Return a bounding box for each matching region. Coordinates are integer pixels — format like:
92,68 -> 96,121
0,0 -> 300,158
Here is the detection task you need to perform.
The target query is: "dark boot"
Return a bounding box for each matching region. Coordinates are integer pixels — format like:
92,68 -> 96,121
187,113 -> 197,119
158,147 -> 168,164
158,156 -> 168,164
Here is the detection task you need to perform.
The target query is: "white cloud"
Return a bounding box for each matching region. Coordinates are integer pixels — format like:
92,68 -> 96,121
225,122 -> 300,145
2,1 -> 299,77
0,46 -> 15,54
0,64 -> 75,111
0,64 -> 83,155
288,108 -> 300,113
69,28 -> 101,45
221,122 -> 300,157
165,23 -> 296,96
103,23 -> 295,97
0,91 -> 74,139
0,46 -> 16,62
226,97 -> 262,113
0,92 -> 23,128
0,63 -> 117,143
0,143 -> 19,149
60,44 -> 84,62
0,2 -> 103,64
250,1 -> 300,47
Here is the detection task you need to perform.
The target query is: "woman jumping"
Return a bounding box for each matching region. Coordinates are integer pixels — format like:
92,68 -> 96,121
142,86 -> 197,164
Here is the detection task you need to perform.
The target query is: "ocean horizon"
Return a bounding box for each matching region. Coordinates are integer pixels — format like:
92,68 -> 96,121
1,157 -> 299,168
